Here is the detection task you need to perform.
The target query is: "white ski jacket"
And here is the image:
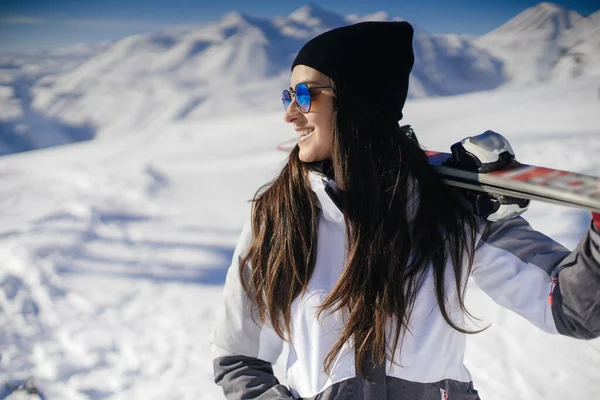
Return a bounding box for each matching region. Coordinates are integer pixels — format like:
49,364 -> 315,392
210,170 -> 600,400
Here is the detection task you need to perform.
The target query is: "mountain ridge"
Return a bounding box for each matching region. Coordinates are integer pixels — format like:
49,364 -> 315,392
0,2 -> 598,155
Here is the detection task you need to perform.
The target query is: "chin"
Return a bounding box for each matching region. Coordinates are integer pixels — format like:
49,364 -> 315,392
299,149 -> 319,163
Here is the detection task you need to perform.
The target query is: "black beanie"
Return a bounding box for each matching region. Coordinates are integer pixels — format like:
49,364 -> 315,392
292,21 -> 414,121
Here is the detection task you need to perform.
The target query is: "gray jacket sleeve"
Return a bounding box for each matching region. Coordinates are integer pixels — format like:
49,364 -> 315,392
210,220 -> 293,399
550,223 -> 600,339
471,216 -> 600,339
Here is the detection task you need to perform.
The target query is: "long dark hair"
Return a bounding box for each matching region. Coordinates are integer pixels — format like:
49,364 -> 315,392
240,81 -> 480,377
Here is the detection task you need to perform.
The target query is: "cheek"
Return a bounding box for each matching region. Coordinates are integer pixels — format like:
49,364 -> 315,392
313,118 -> 333,147
321,114 -> 335,141
316,116 -> 335,157
313,111 -> 335,137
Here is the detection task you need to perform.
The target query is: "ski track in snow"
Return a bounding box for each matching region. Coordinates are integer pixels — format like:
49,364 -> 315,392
1,75 -> 600,399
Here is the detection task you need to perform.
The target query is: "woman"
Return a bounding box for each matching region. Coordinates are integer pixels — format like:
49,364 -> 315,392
210,21 -> 600,399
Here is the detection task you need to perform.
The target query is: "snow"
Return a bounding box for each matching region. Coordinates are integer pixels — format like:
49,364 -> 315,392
346,11 -> 392,23
1,2 -> 600,399
282,4 -> 347,33
475,2 -> 599,83
0,86 -> 22,120
411,33 -> 505,96
0,46 -> 105,156
1,70 -> 600,399
4,3 -> 565,155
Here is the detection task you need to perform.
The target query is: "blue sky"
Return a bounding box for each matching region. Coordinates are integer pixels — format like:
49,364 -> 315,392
0,0 -> 598,53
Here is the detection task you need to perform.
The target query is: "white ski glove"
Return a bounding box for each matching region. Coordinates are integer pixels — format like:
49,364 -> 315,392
451,130 -> 530,222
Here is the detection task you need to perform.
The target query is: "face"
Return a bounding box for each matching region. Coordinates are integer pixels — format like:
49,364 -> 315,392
284,65 -> 336,163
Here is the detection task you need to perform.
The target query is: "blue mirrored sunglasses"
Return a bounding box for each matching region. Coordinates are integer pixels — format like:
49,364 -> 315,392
282,83 -> 334,113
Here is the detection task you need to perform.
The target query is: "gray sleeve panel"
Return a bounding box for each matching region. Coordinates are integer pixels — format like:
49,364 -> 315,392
551,222 -> 600,339
214,356 -> 294,400
478,216 -> 570,276
475,216 -> 600,339
472,216 -> 570,333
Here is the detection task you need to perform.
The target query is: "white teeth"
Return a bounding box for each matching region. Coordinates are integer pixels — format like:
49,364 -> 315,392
300,129 -> 314,137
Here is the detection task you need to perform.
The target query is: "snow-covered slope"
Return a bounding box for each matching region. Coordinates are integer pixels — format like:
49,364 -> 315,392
552,9 -> 600,79
1,74 -> 599,400
273,4 -> 348,38
0,44 -> 107,156
410,33 -> 504,96
476,2 -> 587,83
29,5 -> 504,134
29,12 -> 301,138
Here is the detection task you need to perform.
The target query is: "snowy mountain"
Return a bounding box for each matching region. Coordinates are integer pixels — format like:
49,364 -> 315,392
273,4 -> 348,38
2,2 -> 599,156
0,5 -> 506,155
475,2 -> 587,83
410,33 -> 504,97
1,4 -> 600,399
0,44 -> 108,156
552,9 -> 600,79
29,11 -> 303,138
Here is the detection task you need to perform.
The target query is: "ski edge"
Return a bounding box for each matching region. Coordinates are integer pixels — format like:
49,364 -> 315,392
428,151 -> 600,212
439,178 -> 600,213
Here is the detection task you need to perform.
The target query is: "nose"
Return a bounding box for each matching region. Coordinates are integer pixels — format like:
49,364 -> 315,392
283,99 -> 302,123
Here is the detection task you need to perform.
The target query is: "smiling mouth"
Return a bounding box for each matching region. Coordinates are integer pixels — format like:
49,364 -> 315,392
299,128 -> 314,137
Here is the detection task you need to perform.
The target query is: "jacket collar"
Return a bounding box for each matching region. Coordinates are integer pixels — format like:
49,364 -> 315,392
308,170 -> 345,224
307,162 -> 420,226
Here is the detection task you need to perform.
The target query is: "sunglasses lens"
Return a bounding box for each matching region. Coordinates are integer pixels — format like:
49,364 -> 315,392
295,83 -> 311,113
282,90 -> 292,111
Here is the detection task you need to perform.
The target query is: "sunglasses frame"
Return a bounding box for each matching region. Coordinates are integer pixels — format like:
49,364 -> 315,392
282,83 -> 334,113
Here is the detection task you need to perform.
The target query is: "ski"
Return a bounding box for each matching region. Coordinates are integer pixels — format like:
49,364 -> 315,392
427,132 -> 600,213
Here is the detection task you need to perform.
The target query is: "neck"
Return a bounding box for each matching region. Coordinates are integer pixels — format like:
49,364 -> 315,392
308,159 -> 335,181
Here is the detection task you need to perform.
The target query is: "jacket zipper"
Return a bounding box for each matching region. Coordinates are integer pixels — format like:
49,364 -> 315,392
548,265 -> 566,305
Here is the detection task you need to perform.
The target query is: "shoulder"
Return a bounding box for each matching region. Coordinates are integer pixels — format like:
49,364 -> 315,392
236,217 -> 254,254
